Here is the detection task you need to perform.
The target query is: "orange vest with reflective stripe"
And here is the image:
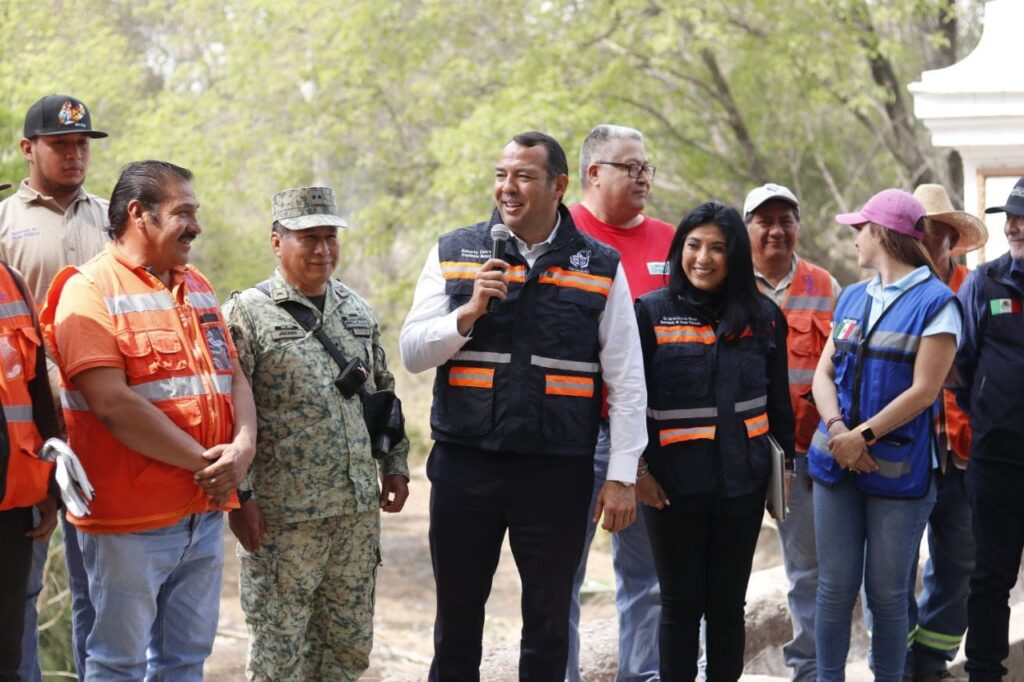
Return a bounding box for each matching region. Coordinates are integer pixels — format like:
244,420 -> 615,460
941,264 -> 971,464
777,258 -> 835,453
40,249 -> 236,533
0,266 -> 48,511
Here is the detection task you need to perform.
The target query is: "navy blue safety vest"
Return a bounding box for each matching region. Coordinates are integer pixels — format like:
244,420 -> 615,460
808,273 -> 956,497
637,288 -> 783,498
430,205 -> 620,456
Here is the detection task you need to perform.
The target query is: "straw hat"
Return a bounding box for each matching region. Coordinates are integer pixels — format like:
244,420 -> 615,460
912,184 -> 988,255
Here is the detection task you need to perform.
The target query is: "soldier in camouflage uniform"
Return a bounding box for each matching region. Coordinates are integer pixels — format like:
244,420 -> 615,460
224,186 -> 410,682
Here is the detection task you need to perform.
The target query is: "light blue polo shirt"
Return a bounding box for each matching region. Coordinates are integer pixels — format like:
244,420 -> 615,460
864,265 -> 962,346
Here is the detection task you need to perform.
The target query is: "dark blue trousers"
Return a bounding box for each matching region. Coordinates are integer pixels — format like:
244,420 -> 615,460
0,506 -> 34,682
965,460 -> 1024,681
427,442 -> 593,682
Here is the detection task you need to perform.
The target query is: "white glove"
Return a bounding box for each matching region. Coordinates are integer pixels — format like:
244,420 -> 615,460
39,438 -> 94,517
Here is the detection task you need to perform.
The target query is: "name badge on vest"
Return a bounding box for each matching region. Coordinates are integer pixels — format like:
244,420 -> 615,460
271,326 -> 304,341
647,261 -> 669,276
342,315 -> 372,337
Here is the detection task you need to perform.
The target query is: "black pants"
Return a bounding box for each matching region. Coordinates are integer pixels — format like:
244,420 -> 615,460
427,442 -> 593,682
965,460 -> 1024,681
0,506 -> 34,682
644,496 -> 764,682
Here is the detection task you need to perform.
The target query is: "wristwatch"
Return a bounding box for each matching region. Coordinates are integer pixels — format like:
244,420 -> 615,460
236,489 -> 253,503
856,424 -> 877,446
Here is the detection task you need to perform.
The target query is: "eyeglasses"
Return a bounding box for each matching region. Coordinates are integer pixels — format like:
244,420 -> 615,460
595,161 -> 656,180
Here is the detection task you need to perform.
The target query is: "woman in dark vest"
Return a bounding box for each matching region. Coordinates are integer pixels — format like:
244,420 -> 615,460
635,201 -> 794,680
808,189 -> 961,681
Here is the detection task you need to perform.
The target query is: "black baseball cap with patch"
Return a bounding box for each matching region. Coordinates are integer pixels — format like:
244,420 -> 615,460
986,177 -> 1024,217
23,94 -> 108,139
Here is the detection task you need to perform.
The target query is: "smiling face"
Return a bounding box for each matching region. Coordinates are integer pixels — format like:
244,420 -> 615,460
682,223 -> 729,292
748,200 -> 799,262
144,180 -> 202,271
21,133 -> 91,196
1006,214 -> 1024,261
493,142 -> 566,238
272,225 -> 339,296
586,137 -> 650,224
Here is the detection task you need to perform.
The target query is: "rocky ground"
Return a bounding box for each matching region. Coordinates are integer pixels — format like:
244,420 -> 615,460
203,464 -> 958,681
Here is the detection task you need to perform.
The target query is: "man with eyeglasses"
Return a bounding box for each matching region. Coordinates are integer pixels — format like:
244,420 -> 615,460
565,124 -> 673,682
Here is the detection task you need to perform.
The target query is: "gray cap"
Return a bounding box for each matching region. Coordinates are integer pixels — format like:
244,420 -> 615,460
271,186 -> 348,230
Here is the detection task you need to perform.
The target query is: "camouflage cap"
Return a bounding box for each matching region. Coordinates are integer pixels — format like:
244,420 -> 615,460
271,186 -> 349,230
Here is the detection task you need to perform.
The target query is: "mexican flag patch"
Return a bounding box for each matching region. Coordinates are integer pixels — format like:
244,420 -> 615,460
835,318 -> 859,340
990,298 -> 1022,315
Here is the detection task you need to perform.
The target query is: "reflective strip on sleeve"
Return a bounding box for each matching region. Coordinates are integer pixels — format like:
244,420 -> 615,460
784,295 -> 833,312
530,355 -> 600,373
659,425 -> 716,446
61,390 -> 89,411
545,374 -> 595,397
188,292 -> 220,310
452,351 -> 512,364
744,413 -> 770,438
654,325 -> 715,345
449,366 -> 495,388
538,268 -> 612,296
439,261 -> 483,280
3,405 -> 33,423
647,406 -> 718,420
0,300 -> 31,319
104,292 -> 177,316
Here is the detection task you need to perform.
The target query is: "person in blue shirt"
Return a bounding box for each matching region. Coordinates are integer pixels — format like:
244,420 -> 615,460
808,189 -> 961,682
955,176 -> 1024,682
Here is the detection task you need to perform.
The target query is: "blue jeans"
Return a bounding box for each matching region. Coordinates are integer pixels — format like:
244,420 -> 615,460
775,455 -> 817,682
19,507 -> 46,682
907,464 -> 974,676
80,512 -> 224,681
63,516 -> 94,680
567,422 -> 660,682
814,477 -> 936,682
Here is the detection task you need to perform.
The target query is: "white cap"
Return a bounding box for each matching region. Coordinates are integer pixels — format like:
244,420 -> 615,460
743,183 -> 799,217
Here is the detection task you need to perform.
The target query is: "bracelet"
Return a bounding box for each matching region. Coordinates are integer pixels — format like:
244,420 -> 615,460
636,457 -> 649,481
825,416 -> 845,430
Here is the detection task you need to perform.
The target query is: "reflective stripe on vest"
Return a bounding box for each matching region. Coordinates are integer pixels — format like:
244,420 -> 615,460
449,366 -> 495,388
744,413 -> 770,438
0,300 -> 32,319
530,355 -> 600,373
655,325 -> 715,345
538,267 -> 612,296
545,374 -> 595,397
440,262 -> 527,283
452,350 -> 512,363
3,405 -> 34,423
785,295 -> 833,312
660,425 -> 716,445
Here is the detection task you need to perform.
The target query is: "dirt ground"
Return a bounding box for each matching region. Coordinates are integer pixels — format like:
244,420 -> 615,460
204,464 -> 619,681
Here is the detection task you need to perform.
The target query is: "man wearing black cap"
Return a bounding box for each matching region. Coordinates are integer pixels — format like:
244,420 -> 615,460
0,94 -> 109,682
954,176 -> 1024,681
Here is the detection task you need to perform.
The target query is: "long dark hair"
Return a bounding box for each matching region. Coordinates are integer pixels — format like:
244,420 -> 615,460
667,200 -> 773,339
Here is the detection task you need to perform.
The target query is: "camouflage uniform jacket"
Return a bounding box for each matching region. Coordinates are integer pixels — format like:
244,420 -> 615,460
223,268 -> 409,524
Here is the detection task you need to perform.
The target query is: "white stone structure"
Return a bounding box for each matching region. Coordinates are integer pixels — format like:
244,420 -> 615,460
910,0 -> 1024,265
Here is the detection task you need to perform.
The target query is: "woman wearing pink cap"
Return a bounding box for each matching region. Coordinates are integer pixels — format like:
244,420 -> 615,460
807,189 -> 962,681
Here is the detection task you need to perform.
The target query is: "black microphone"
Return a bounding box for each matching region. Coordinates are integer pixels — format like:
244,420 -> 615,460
488,223 -> 512,313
